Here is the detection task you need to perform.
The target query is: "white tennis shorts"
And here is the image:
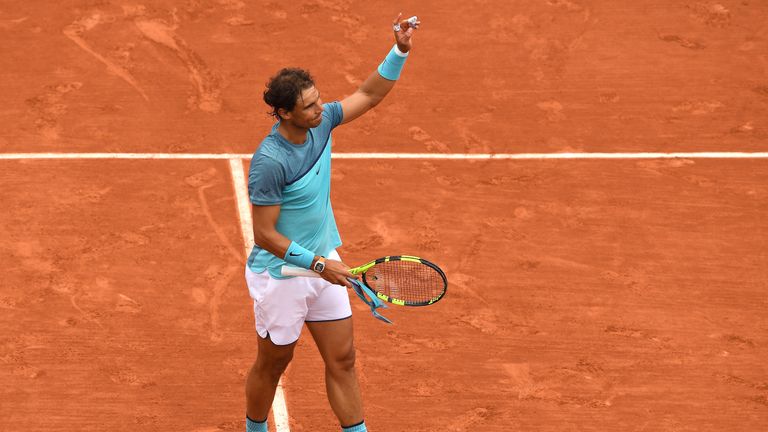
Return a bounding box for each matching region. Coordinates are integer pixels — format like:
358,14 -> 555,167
244,250 -> 352,345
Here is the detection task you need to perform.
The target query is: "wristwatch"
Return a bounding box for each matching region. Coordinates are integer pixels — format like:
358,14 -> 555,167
312,257 -> 326,274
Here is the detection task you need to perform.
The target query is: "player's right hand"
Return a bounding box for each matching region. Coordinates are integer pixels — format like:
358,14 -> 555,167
321,259 -> 359,289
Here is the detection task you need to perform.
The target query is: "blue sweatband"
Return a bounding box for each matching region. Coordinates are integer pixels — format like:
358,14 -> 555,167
284,241 -> 315,269
377,44 -> 409,80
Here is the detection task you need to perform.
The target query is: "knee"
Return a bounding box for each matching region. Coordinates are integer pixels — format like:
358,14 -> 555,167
256,350 -> 293,381
327,344 -> 356,373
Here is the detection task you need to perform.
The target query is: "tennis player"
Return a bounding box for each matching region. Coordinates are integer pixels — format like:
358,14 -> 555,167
243,13 -> 420,432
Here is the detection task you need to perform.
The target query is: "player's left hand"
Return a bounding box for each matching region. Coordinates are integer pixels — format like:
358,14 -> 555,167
393,13 -> 420,53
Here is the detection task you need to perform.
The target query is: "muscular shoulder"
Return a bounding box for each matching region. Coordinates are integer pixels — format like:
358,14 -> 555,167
248,151 -> 286,205
250,151 -> 284,174
255,134 -> 290,163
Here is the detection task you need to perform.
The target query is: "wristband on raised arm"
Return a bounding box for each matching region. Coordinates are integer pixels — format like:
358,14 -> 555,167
377,44 -> 409,81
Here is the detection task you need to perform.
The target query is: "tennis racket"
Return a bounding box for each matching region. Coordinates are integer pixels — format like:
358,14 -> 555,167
282,255 -> 448,307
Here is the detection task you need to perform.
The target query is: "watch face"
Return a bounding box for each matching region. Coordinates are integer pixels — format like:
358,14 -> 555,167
314,261 -> 325,272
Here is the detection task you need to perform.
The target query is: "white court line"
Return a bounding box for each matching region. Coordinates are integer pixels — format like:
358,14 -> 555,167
2,151 -> 768,160
228,159 -> 291,432
229,159 -> 255,258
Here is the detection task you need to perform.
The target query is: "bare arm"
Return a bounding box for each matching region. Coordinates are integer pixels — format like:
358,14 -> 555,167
251,204 -> 356,288
339,71 -> 397,125
340,13 -> 420,125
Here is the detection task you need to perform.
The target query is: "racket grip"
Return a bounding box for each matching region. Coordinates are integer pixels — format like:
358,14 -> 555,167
280,266 -> 319,277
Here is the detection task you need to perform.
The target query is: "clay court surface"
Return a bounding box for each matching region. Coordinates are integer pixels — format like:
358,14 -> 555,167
1,1 -> 767,431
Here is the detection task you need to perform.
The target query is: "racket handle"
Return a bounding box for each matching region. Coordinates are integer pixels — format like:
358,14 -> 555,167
281,266 -> 320,277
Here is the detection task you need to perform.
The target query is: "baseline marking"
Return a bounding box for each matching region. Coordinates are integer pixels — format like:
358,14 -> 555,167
2,152 -> 768,160
228,159 -> 291,432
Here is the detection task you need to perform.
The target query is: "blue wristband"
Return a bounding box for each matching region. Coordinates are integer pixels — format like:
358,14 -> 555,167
284,241 -> 315,269
377,44 -> 409,81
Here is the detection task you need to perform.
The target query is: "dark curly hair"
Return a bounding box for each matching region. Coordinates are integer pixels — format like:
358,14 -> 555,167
263,68 -> 315,120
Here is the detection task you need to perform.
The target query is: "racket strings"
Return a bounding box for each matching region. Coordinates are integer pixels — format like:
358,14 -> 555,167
364,260 -> 444,304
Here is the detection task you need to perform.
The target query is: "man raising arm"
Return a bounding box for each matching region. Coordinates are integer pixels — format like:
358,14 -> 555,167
243,13 -> 421,432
